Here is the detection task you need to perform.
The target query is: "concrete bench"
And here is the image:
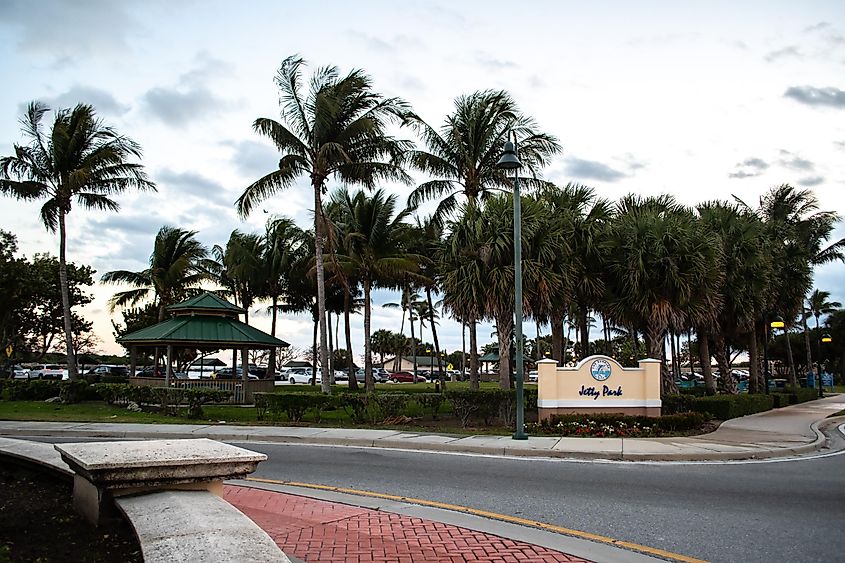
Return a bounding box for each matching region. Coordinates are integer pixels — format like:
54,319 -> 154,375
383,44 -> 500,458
116,490 -> 290,563
53,438 -> 266,524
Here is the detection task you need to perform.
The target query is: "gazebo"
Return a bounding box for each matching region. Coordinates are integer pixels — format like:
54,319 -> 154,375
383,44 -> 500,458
117,292 -> 289,393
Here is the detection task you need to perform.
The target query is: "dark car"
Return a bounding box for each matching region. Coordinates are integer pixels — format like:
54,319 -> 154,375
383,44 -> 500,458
388,371 -> 428,383
85,366 -> 129,378
210,367 -> 258,380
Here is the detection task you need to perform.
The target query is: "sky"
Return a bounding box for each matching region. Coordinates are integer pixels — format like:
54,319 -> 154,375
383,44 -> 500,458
1,0 -> 843,361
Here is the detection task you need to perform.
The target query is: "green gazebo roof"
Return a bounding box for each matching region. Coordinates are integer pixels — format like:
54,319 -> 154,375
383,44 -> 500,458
117,315 -> 289,349
478,352 -> 500,362
167,292 -> 245,316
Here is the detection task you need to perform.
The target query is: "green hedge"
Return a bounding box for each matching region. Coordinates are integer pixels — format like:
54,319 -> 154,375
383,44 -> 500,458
443,388 -> 535,428
254,392 -> 335,422
688,394 -> 774,420
91,383 -> 231,418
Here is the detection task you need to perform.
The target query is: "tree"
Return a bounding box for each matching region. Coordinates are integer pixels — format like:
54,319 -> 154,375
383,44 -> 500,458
102,226 -> 208,321
236,55 -> 410,394
330,188 -> 421,391
404,90 -> 561,223
1,102 -> 155,378
603,195 -> 720,396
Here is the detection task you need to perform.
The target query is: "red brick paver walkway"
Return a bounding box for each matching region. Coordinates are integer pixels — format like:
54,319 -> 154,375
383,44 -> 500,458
224,485 -> 590,563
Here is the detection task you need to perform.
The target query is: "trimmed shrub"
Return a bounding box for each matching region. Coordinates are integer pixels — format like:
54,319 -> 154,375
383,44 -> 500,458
1,380 -> 61,401
444,390 -> 488,428
414,393 -> 444,419
59,380 -> 97,404
338,393 -> 371,424
372,393 -> 409,421
689,394 -> 773,420
253,393 -> 335,422
662,394 -> 696,415
183,388 -> 232,418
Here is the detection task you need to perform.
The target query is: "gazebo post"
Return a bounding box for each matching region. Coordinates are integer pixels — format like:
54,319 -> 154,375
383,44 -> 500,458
242,347 -> 248,383
232,349 -> 238,378
166,345 -> 173,386
129,347 -> 137,377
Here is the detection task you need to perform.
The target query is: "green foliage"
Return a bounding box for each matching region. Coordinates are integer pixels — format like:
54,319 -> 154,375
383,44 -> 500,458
533,412 -> 706,437
0,379 -> 61,401
662,394 -> 697,415
58,380 -> 96,404
444,390 -> 487,428
371,393 -> 409,420
91,383 -> 229,418
338,392 -> 371,424
414,393 -> 445,419
689,394 -> 774,420
253,392 -> 334,423
182,388 -> 231,418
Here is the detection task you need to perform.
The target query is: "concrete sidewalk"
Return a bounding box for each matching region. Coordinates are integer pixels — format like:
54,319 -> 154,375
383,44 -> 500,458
0,394 -> 842,461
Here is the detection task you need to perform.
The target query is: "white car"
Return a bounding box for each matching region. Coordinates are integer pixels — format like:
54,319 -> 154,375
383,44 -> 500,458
11,365 -> 30,379
287,367 -> 322,384
29,364 -> 65,380
527,370 -> 539,383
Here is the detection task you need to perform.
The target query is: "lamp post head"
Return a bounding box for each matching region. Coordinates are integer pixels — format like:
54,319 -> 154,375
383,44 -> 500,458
822,333 -> 832,344
770,315 -> 785,329
496,140 -> 522,170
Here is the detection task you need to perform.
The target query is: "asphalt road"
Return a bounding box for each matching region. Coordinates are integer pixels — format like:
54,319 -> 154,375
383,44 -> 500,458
240,441 -> 845,563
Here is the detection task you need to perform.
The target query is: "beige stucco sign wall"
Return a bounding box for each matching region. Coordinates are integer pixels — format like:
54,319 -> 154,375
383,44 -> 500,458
537,355 -> 662,419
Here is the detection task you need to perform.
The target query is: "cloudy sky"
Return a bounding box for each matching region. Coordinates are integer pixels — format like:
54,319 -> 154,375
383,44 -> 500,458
1,0 -> 843,360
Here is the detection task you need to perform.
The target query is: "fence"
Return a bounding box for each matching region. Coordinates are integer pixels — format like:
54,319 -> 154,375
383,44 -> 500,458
128,377 -> 274,404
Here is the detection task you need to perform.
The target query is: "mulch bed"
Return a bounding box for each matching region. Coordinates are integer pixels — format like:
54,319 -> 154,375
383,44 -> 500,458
0,461 -> 142,562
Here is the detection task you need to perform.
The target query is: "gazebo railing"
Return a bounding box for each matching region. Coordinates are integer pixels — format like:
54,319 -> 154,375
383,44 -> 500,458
128,377 -> 274,404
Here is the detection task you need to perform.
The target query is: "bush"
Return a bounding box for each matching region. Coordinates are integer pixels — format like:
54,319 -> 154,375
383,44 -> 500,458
689,394 -> 773,420
662,394 -> 696,415
338,393 -> 371,424
183,388 -> 232,418
1,380 -> 61,401
414,393 -> 445,419
533,411 -> 707,437
254,393 -> 335,423
771,392 -> 791,408
59,380 -> 97,404
371,393 -> 408,421
444,390 -> 488,428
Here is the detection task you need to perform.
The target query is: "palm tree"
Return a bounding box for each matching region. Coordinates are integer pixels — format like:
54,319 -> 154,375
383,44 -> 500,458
102,226 -> 209,320
1,102 -> 155,378
603,195 -> 720,395
331,188 -> 422,391
404,90 -> 561,223
236,55 -> 410,393
102,226 -> 207,376
807,289 -> 842,375
262,217 -> 305,378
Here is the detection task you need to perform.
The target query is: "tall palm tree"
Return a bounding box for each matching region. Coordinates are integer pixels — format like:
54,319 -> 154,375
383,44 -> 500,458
102,226 -> 207,375
807,289 -> 842,375
262,217 -> 305,378
404,89 -> 561,223
102,226 -> 208,320
236,55 -> 410,393
1,102 -> 155,378
331,188 -> 422,391
603,195 -> 720,395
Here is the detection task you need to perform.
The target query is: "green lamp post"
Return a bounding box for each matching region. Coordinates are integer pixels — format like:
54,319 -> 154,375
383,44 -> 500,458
496,133 -> 528,440
818,333 -> 832,398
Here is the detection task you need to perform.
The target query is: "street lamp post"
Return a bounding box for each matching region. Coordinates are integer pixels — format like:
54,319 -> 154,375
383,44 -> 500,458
765,315 -> 784,394
497,132 -> 528,440
817,333 -> 832,398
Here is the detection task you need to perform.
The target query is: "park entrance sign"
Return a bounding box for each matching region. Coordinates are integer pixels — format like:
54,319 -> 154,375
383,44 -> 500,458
536,355 -> 661,420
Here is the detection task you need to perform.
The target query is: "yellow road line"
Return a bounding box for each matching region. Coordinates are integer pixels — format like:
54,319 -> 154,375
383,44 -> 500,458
244,476 -> 708,563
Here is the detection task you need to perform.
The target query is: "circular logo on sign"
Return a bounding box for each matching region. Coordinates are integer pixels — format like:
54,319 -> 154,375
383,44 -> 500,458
590,359 -> 612,381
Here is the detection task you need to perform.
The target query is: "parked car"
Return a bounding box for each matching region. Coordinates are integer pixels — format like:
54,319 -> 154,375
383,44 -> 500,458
11,365 -> 31,379
209,367 -> 258,380
287,367 -> 321,384
85,365 -> 129,378
387,371 -> 428,383
354,368 -> 389,383
527,370 -> 538,383
29,364 -> 65,380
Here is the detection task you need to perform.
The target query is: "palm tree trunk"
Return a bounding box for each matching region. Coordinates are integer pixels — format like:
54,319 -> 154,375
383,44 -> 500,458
579,305 -> 589,359
460,320 -> 466,382
802,305 -> 813,380
469,316 -> 479,390
327,310 -> 334,383
313,183 -> 331,394
551,311 -> 564,362
646,324 -> 676,395
427,288 -> 444,387
784,326 -> 798,387
241,308 -> 249,383
669,330 -> 678,381
344,288 -> 358,390
58,210 -> 79,380
496,309 -> 513,390
269,295 -> 278,380
687,328 -> 696,377
536,320 -> 542,361
748,323 -> 760,394
364,277 -> 374,392
311,309 -> 318,386
410,304 -> 417,383
713,331 -> 736,394
697,328 -> 716,395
